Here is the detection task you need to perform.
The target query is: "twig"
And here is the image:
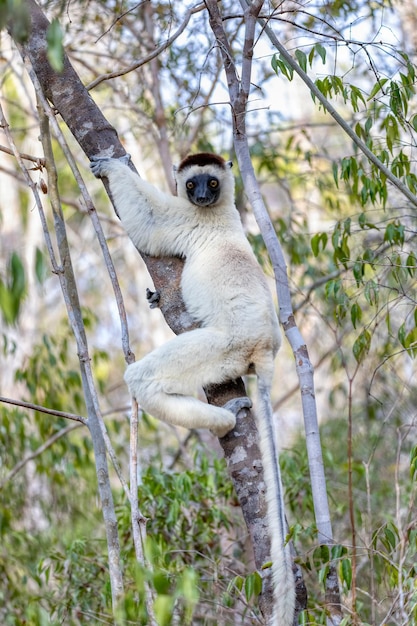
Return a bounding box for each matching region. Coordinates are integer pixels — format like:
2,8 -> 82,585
347,376 -> 358,623
0,143 -> 45,166
0,395 -> 87,424
86,3 -> 206,91
129,399 -> 157,626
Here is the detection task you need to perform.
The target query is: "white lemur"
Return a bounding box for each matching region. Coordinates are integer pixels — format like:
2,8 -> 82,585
90,152 -> 295,625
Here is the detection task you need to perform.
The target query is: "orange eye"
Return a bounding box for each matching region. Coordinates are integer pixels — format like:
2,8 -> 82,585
186,180 -> 194,190
209,178 -> 218,188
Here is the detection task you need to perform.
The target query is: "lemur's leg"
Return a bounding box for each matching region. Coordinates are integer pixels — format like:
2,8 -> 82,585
124,328 -> 251,437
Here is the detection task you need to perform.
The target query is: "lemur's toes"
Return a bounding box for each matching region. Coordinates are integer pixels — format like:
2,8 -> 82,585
223,397 -> 252,415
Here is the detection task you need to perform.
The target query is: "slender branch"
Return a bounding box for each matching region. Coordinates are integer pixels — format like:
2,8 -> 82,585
129,399 -> 145,558
95,1 -> 147,42
0,143 -> 45,166
143,2 -> 176,194
28,71 -> 134,366
86,3 -> 206,91
0,395 -> 87,424
42,104 -> 124,605
33,87 -> 130,495
129,399 -> 157,626
240,1 -> 262,98
347,377 -> 358,623
0,423 -> 82,489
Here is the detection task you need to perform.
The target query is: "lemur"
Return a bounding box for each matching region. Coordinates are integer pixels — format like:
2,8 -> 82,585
90,152 -> 295,625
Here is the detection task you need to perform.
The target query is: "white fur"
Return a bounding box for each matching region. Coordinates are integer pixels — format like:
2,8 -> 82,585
92,156 -> 295,624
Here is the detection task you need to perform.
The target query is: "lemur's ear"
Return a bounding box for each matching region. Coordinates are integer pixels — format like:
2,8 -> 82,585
226,160 -> 233,169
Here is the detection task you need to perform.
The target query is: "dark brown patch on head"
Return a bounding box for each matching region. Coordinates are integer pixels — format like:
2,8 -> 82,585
177,152 -> 226,172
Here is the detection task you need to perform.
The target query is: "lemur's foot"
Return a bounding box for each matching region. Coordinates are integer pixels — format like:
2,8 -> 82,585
212,397 -> 252,438
146,287 -> 161,309
223,396 -> 252,414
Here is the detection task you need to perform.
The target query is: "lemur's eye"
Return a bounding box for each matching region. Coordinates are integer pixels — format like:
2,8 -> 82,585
209,178 -> 219,188
186,181 -> 194,190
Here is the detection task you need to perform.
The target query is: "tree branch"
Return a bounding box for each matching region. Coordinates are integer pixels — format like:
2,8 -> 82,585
86,3 -> 206,91
0,395 -> 87,424
0,142 -> 45,166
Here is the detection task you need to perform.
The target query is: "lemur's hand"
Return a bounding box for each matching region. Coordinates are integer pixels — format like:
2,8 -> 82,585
90,154 -> 131,178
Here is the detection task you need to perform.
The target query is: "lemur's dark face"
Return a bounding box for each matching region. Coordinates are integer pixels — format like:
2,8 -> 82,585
185,173 -> 221,207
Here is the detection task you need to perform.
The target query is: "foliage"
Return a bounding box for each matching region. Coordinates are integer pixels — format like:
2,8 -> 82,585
0,327 -> 254,624
114,459 -> 257,625
1,0 -> 417,624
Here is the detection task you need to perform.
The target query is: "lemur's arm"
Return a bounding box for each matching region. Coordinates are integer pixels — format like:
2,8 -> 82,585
90,156 -> 189,257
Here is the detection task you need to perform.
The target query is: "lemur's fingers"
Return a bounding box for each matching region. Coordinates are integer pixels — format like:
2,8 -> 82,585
90,154 -> 131,177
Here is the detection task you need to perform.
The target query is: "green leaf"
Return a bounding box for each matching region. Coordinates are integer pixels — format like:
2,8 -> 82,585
406,251 -> 416,276
228,575 -> 243,594
311,232 -> 327,257
404,327 -> 417,358
332,161 -> 338,186
350,86 -> 366,112
368,78 -> 388,100
341,558 -> 352,590
343,217 -> 351,235
331,544 -> 347,560
315,43 -> 326,64
384,221 -> 405,246
353,329 -> 371,363
383,524 -> 398,550
295,49 -> 307,73
271,54 -> 294,81
1,0 -> 30,42
0,252 -> 27,324
244,573 -> 254,601
364,280 -> 379,306
410,445 -> 417,479
35,247 -> 48,285
10,252 -> 25,297
350,303 -> 362,329
46,19 -> 64,72
153,595 -> 174,626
